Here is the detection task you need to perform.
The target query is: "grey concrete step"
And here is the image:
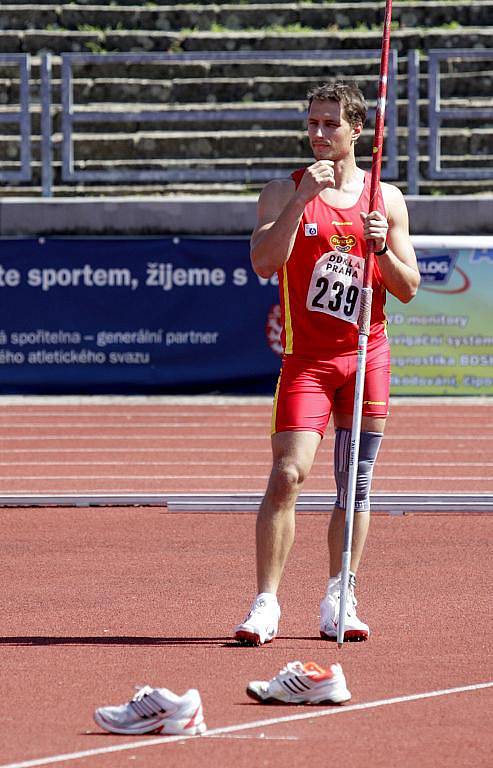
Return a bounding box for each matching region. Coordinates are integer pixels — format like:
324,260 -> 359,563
1,2 -> 491,32
4,154 -> 490,175
2,178 -> 493,198
2,59 -> 386,80
0,26 -> 490,55
2,52 -> 491,82
2,127 -> 489,161
3,0 -> 483,5
2,70 -> 493,107
3,103 -> 492,138
178,28 -> 492,54
66,76 -> 493,104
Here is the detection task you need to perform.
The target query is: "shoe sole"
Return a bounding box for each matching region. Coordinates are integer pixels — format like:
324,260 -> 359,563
320,630 -> 369,642
234,629 -> 276,646
246,686 -> 351,706
93,711 -> 207,736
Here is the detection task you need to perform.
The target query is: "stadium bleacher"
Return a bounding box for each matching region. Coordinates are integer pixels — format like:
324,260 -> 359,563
0,1 -> 492,197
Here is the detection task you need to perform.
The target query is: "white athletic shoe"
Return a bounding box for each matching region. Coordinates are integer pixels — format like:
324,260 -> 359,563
320,572 -> 370,642
247,661 -> 351,705
93,685 -> 207,736
234,593 -> 280,646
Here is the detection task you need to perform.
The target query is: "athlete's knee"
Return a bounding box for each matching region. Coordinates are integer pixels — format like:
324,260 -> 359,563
270,457 -> 308,497
334,428 -> 383,512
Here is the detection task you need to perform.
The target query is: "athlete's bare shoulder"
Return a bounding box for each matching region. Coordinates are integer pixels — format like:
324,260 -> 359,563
379,181 -> 408,222
380,181 -> 406,205
258,177 -> 296,205
256,177 -> 297,224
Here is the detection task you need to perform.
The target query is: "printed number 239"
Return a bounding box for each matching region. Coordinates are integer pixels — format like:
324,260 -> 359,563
311,278 -> 359,316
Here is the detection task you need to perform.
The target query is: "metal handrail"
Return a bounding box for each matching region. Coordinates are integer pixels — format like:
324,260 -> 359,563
427,49 -> 493,181
0,54 -> 31,183
0,49 -> 492,196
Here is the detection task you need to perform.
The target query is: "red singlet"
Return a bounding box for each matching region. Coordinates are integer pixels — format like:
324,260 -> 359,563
279,168 -> 387,358
272,169 -> 390,435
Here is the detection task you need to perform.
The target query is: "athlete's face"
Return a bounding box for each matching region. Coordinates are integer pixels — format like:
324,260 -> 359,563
307,99 -> 361,161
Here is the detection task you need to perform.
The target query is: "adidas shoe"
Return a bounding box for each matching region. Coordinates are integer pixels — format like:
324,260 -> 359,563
234,593 -> 280,646
93,685 -> 207,736
320,572 -> 370,642
247,661 -> 351,705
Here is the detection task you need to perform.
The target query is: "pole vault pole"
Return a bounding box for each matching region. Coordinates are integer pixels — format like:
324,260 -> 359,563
337,0 -> 393,648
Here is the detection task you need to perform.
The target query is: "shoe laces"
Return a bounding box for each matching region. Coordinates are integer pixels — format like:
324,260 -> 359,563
326,581 -> 358,617
278,660 -> 304,677
277,661 -> 334,686
272,661 -> 305,687
132,685 -> 154,703
346,589 -> 358,617
249,596 -> 277,617
349,582 -> 358,605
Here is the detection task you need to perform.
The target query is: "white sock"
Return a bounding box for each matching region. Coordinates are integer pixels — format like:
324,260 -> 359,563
326,572 -> 341,596
257,591 -> 278,603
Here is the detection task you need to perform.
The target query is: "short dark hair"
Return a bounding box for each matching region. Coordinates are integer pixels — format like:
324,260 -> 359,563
307,81 -> 368,128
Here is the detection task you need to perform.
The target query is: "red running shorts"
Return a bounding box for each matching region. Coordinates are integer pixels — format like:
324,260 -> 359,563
271,339 -> 391,437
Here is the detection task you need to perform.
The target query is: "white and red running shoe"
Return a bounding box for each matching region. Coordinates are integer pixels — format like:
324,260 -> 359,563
234,593 -> 280,646
247,661 -> 351,705
320,572 -> 370,642
93,685 -> 207,736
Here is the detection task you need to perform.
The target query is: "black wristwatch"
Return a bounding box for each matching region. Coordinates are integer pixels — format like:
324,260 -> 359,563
375,243 -> 388,256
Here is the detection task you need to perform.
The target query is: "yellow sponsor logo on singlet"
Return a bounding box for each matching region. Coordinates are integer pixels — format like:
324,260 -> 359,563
330,234 -> 357,253
332,220 -> 353,226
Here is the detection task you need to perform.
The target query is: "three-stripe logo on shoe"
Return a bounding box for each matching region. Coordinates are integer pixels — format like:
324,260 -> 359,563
282,677 -> 311,694
130,693 -> 167,719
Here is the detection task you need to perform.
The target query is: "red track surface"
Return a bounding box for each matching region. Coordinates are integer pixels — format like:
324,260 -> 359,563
1,398 -> 492,767
0,400 -> 492,495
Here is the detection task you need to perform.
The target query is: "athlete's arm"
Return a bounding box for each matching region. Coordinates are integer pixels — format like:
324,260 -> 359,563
251,161 -> 335,279
360,183 -> 420,303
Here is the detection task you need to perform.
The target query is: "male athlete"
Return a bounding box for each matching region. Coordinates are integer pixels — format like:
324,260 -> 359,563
234,81 -> 420,645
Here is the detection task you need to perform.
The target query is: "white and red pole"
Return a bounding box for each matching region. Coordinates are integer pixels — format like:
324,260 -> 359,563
337,0 -> 393,648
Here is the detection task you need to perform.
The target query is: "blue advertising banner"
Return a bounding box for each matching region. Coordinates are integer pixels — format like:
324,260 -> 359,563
0,237 -> 491,395
0,237 -> 280,394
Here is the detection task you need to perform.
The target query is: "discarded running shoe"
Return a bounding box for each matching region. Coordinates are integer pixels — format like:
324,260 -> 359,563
320,572 -> 370,642
93,685 -> 207,736
234,593 -> 280,646
247,660 -> 351,705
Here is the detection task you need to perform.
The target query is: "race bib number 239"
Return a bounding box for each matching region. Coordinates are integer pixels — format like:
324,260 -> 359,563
306,250 -> 365,324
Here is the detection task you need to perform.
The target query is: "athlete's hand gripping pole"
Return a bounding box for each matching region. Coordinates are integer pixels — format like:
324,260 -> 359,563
337,0 -> 393,648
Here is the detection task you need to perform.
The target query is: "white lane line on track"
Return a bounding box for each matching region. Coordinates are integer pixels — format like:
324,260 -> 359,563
203,734 -> 299,741
0,422 -> 269,429
0,436 -> 271,441
1,681 -> 492,768
0,461 -> 272,467
0,447 -> 475,455
0,407 -> 486,413
0,395 -> 489,404
0,396 -> 276,406
0,461 -> 490,468
0,435 -> 492,441
0,410 -> 486,416
0,420 -> 488,429
0,472 -> 491,485
0,475 -> 489,482
0,475 -> 265,480
0,448 -> 273,454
